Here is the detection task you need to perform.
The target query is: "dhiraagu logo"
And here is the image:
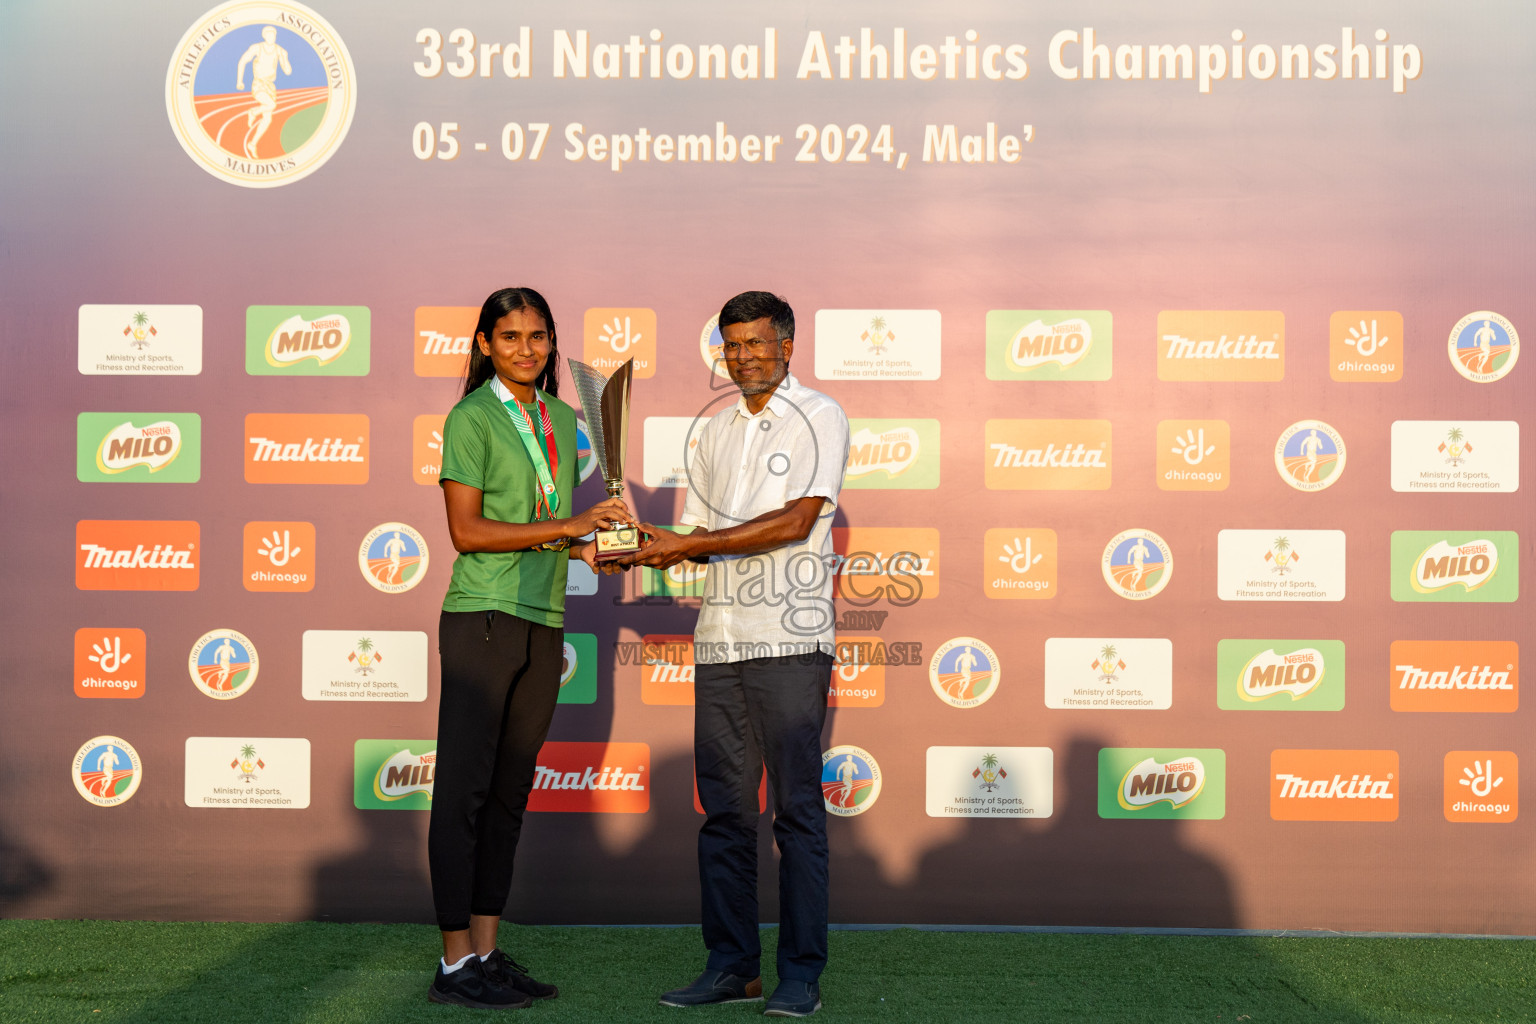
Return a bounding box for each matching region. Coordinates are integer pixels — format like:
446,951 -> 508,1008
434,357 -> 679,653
354,740 -> 436,809
246,306 -> 370,375
1099,748 -> 1225,819
1217,640 -> 1345,711
1391,531 -> 1518,603
844,419 -> 939,489
986,310 -> 1112,380
78,413 -> 202,483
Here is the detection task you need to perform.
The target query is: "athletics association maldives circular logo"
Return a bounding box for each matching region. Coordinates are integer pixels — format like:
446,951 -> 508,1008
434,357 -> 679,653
1448,311 -> 1519,383
188,628 -> 260,699
359,522 -> 429,593
72,736 -> 143,807
166,1 -> 357,188
699,314 -> 730,379
821,745 -> 882,816
1274,420 -> 1346,492
1102,529 -> 1173,600
929,637 -> 1001,709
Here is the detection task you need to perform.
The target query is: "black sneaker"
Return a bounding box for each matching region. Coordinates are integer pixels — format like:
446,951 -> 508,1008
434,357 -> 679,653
763,980 -> 821,1017
482,948 -> 559,1000
658,969 -> 764,1007
427,954 -> 533,1009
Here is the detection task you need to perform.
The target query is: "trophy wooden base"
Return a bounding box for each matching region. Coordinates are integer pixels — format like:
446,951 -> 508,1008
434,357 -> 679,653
593,525 -> 642,562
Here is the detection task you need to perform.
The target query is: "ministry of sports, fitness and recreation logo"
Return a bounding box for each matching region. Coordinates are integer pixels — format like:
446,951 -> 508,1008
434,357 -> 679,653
929,637 -> 1001,709
1043,637 -> 1173,710
231,742 -> 266,783
822,745 -> 882,816
1447,311 -> 1519,383
1274,420 -> 1345,492
72,736 -> 143,807
1389,420 -> 1520,493
166,2 -> 357,188
1102,529 -> 1172,600
358,522 -> 429,593
188,629 -> 259,699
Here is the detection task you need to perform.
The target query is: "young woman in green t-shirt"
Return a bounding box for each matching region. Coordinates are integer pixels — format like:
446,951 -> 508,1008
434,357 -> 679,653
426,286 -> 630,1009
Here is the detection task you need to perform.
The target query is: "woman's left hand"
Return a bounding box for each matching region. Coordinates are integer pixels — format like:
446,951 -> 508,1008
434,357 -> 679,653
577,540 -> 629,574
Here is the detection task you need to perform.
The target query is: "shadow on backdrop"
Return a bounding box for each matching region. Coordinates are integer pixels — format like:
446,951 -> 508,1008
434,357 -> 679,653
0,819 -> 52,912
836,736 -> 1239,928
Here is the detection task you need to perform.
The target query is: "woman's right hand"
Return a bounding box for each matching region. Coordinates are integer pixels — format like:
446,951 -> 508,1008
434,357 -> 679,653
563,497 -> 633,539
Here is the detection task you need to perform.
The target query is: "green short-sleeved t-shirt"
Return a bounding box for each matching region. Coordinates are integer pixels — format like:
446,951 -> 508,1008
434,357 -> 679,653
439,382 -> 578,627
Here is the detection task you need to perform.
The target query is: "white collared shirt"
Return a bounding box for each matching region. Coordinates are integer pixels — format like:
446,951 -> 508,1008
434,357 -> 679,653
680,373 -> 850,664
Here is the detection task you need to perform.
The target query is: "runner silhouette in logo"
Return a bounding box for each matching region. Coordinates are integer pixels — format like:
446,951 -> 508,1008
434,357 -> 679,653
1474,319 -> 1497,373
1127,537 -> 1151,589
383,531 -> 408,584
835,754 -> 858,807
236,26 -> 291,159
952,646 -> 978,699
1299,429 -> 1323,482
213,637 -> 237,690
96,744 -> 120,782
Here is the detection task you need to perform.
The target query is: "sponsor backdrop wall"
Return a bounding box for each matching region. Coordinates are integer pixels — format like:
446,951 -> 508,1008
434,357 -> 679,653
2,0 -> 1531,933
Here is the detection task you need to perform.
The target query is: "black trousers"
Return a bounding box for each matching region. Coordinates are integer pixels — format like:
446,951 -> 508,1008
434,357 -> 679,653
428,610 -> 562,932
694,652 -> 832,983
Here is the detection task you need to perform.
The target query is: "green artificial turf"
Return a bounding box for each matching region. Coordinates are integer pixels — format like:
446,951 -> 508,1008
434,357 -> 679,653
0,921 -> 1531,1023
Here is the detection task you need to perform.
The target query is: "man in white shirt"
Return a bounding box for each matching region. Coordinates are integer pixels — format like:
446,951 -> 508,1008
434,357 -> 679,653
635,292 -> 849,1018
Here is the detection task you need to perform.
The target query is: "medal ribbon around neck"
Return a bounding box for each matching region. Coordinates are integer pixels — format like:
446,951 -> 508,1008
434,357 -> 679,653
491,377 -> 568,550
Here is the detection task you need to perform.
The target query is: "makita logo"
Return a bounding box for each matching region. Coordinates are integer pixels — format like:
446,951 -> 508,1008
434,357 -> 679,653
248,437 -> 365,463
990,442 -> 1106,469
646,662 -> 695,685
420,330 -> 472,356
268,314 -> 351,366
1162,334 -> 1280,360
829,550 -> 935,577
1395,663 -> 1512,690
1274,773 -> 1395,800
527,743 -> 650,811
76,521 -> 200,591
80,544 -> 196,570
847,426 -> 919,478
1270,750 -> 1398,820
533,764 -> 647,791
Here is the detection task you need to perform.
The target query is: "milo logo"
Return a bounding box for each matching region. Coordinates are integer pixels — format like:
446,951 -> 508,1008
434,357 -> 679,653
266,313 -> 352,367
1240,648 -> 1325,701
78,413 -> 201,483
